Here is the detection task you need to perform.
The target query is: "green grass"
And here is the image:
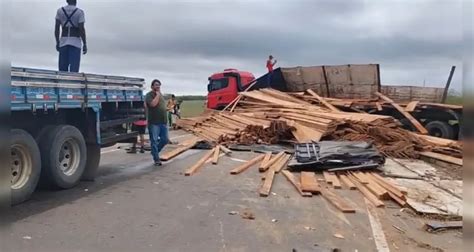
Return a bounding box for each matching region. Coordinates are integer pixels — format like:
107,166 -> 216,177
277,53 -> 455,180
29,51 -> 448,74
445,95 -> 463,105
180,100 -> 206,118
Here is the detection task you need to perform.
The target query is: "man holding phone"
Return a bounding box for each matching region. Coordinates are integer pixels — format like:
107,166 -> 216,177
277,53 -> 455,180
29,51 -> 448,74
145,79 -> 169,166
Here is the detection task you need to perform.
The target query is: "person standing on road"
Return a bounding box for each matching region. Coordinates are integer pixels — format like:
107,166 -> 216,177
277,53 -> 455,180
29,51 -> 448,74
127,118 -> 147,154
55,0 -> 87,72
145,79 -> 169,166
167,95 -> 177,128
266,55 -> 277,85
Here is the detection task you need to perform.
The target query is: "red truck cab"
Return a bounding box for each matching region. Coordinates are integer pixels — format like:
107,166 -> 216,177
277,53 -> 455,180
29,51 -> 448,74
207,69 -> 255,110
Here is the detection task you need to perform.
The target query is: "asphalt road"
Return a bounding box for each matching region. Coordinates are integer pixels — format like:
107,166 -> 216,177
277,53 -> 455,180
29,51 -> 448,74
3,130 -> 461,252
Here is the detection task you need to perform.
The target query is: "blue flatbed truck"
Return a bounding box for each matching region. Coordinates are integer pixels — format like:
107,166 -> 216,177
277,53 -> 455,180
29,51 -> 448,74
10,67 -> 146,204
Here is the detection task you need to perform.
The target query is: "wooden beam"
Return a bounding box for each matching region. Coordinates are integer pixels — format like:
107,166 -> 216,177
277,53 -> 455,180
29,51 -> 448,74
323,171 -> 333,184
306,89 -> 340,112
364,176 -> 390,200
404,101 -> 419,112
441,66 -> 456,103
184,148 -> 216,176
419,151 -> 463,166
320,187 -> 356,213
352,172 -> 369,184
230,154 -> 265,175
260,152 -> 272,170
347,174 -> 385,208
259,169 -> 276,197
300,172 -> 321,194
332,174 -> 342,189
281,170 -> 312,197
160,138 -> 199,161
219,145 -> 232,155
366,173 -> 406,199
339,174 -> 356,190
375,92 -> 428,134
262,155 -> 285,179
274,154 -> 291,173
259,152 -> 285,172
230,95 -> 242,112
220,79 -> 258,112
211,146 -> 220,165
388,192 -> 407,207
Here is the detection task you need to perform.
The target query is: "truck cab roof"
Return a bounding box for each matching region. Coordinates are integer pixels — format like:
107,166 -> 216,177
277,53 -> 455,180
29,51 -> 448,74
209,69 -> 255,80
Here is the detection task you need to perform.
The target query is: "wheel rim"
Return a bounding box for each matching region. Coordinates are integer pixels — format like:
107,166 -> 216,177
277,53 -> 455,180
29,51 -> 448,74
58,138 -> 81,176
11,144 -> 33,190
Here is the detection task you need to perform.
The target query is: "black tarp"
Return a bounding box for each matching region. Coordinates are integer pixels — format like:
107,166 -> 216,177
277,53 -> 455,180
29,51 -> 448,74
249,68 -> 288,92
287,141 -> 385,171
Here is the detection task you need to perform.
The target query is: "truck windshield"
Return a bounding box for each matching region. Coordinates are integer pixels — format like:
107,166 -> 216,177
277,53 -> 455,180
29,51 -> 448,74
208,78 -> 229,92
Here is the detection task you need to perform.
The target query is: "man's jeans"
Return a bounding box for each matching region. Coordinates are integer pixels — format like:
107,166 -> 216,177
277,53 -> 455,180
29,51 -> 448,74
148,124 -> 169,162
59,45 -> 81,72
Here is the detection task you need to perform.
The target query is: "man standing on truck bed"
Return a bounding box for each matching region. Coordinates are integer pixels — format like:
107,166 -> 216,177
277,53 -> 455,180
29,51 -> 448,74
266,55 -> 277,85
55,0 -> 87,72
146,79 -> 169,166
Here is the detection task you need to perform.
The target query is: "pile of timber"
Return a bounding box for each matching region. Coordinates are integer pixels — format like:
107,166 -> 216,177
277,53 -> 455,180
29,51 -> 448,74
176,88 -> 462,162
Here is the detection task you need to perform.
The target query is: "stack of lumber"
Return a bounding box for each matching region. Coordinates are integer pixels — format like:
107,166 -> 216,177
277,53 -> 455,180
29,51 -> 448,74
176,88 -> 462,162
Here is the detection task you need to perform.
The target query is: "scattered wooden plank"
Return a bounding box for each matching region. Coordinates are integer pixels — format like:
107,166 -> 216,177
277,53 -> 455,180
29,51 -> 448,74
260,152 -> 272,170
319,187 -> 356,213
332,174 -> 342,189
339,174 -> 356,190
367,173 -> 406,199
230,154 -> 265,175
364,176 -> 390,200
419,151 -> 463,166
219,145 -> 232,155
352,172 -> 370,184
281,170 -> 312,197
375,92 -> 428,134
300,172 -> 321,194
274,154 -> 291,173
405,101 -> 419,112
262,155 -> 285,179
205,152 -> 225,164
184,148 -> 216,176
160,138 -> 199,161
388,191 -> 407,207
259,152 -> 285,172
323,171 -> 333,184
259,169 -> 276,197
307,89 -> 340,112
212,146 -> 220,165
347,174 -> 385,208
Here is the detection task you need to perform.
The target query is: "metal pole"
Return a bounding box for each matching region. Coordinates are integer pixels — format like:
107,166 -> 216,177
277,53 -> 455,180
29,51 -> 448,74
441,66 -> 456,103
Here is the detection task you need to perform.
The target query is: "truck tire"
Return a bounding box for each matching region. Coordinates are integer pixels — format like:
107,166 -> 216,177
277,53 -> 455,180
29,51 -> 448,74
425,121 -> 455,139
81,144 -> 101,181
38,125 -> 87,189
10,129 -> 41,205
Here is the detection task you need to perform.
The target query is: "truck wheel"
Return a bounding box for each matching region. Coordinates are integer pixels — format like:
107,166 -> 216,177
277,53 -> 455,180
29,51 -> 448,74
10,129 -> 41,205
425,121 -> 455,139
38,125 -> 87,189
81,144 -> 101,181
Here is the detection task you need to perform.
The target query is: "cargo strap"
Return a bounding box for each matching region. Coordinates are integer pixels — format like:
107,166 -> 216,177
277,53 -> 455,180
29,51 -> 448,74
61,7 -> 80,38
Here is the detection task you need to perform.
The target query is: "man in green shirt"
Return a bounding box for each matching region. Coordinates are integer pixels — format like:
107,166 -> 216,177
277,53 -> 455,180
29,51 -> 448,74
145,79 -> 169,166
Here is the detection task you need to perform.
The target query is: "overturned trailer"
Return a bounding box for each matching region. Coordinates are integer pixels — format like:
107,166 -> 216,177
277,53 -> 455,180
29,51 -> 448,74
251,64 -> 461,140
